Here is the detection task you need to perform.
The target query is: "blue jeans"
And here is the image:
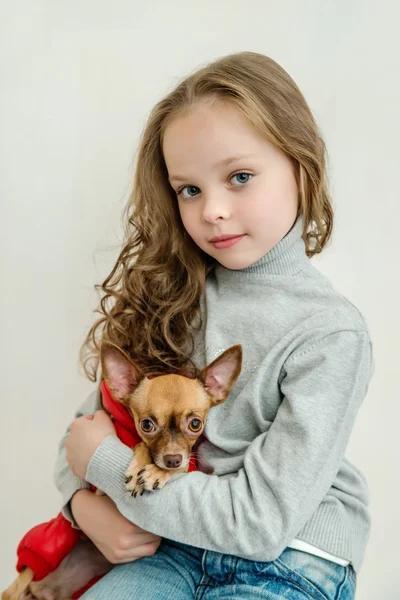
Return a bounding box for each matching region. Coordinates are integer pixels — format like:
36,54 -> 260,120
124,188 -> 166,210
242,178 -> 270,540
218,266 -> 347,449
81,539 -> 357,599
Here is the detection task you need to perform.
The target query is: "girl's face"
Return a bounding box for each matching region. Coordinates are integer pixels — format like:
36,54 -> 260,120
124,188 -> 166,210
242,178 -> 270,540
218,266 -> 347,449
163,100 -> 299,269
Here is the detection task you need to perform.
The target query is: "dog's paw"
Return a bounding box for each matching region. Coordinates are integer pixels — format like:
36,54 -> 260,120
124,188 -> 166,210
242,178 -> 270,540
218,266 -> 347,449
26,582 -> 57,600
19,592 -> 36,600
136,464 -> 171,492
124,461 -> 146,498
18,592 -> 36,600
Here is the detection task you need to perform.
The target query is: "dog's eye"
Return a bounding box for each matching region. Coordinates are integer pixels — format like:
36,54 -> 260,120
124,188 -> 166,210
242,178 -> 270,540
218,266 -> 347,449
188,418 -> 202,432
141,419 -> 155,433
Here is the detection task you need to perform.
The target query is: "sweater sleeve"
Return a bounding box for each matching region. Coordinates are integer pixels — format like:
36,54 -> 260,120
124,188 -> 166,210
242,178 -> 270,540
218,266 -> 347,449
53,383 -> 102,528
84,328 -> 374,560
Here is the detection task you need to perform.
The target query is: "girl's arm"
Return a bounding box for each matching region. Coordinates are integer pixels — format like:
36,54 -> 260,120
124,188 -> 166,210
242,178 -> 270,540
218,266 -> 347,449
53,385 -> 102,526
82,327 -> 373,562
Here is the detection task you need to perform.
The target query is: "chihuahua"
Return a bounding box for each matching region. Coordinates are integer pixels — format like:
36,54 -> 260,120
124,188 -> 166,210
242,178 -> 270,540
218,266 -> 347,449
2,342 -> 242,600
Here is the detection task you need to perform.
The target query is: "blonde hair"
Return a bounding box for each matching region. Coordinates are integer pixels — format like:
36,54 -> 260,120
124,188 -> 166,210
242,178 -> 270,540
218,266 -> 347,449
80,51 -> 333,382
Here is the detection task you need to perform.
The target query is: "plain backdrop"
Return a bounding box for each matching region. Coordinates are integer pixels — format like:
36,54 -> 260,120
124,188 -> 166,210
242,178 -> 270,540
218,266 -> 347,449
1,1 -> 399,598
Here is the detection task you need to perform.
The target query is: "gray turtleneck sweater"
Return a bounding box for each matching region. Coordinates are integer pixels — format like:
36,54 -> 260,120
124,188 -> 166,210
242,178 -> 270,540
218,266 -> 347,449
54,217 -> 374,573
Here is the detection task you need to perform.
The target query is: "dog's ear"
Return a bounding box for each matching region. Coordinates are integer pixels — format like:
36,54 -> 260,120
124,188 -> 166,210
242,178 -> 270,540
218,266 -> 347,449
201,344 -> 242,406
100,342 -> 142,402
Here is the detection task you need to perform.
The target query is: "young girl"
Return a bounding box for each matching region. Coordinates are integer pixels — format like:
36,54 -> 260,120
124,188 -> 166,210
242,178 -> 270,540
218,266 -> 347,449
61,51 -> 373,599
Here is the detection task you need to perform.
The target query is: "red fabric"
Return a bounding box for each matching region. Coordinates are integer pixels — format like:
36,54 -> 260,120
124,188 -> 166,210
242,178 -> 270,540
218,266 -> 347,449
16,512 -> 81,581
15,379 -> 198,595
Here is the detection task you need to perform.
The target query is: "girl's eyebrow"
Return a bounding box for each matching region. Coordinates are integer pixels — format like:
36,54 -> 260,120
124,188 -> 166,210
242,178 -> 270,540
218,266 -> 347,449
168,154 -> 258,184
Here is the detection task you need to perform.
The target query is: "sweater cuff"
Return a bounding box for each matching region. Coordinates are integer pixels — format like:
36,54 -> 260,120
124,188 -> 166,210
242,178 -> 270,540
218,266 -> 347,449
59,471 -> 91,529
86,435 -> 134,503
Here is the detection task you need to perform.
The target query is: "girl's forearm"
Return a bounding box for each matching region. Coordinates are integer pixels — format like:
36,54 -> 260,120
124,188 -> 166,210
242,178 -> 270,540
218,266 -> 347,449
70,489 -> 95,530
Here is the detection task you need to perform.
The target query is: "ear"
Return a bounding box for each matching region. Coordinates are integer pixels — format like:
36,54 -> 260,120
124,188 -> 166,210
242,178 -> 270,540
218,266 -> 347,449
100,342 -> 143,402
201,344 -> 242,406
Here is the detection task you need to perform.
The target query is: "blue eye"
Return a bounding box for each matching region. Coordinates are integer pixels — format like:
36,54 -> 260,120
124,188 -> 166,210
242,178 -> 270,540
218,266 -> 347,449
176,172 -> 252,200
231,172 -> 252,186
178,185 -> 199,199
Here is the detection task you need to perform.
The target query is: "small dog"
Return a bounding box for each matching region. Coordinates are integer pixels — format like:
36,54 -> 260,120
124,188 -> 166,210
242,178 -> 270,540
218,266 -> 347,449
2,342 -> 242,600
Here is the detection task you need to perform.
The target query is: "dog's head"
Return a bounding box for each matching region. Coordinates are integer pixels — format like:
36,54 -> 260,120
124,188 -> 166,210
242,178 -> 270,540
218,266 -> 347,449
100,343 -> 242,471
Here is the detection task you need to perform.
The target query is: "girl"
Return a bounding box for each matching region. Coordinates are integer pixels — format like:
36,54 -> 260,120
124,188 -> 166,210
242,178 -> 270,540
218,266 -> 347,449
61,51 -> 373,599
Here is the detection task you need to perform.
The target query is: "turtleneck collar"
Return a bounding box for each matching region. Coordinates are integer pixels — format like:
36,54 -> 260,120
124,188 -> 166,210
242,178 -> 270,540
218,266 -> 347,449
214,215 -> 309,278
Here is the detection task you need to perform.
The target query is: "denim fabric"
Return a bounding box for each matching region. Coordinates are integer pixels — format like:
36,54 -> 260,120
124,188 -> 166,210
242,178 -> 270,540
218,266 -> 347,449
81,539 -> 357,599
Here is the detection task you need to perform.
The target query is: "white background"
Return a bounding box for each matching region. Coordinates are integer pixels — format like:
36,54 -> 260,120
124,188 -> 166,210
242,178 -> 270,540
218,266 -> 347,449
1,1 -> 399,598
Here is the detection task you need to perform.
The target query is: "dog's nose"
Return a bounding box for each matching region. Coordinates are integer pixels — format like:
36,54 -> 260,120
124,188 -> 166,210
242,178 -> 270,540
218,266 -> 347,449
164,454 -> 182,469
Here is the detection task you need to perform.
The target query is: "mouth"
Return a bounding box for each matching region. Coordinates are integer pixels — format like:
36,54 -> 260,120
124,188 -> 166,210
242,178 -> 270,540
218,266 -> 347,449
210,234 -> 246,249
209,233 -> 244,242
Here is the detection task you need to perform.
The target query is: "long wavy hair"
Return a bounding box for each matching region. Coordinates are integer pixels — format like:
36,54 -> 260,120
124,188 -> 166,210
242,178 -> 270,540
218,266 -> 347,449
80,51 -> 333,382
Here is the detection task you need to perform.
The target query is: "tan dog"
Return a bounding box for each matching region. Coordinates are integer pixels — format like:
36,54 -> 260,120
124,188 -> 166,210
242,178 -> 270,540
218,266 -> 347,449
2,342 -> 242,600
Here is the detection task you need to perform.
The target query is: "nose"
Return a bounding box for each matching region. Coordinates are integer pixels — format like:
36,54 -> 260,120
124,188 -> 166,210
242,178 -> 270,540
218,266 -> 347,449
202,194 -> 231,224
164,454 -> 183,469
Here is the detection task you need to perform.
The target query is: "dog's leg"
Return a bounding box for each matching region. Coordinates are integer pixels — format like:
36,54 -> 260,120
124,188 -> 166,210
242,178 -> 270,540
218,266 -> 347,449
124,442 -> 153,496
1,567 -> 34,600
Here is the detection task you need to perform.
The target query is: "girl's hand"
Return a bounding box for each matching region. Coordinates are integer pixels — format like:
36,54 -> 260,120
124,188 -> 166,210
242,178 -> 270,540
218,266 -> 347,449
65,410 -> 116,478
71,490 -> 162,563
